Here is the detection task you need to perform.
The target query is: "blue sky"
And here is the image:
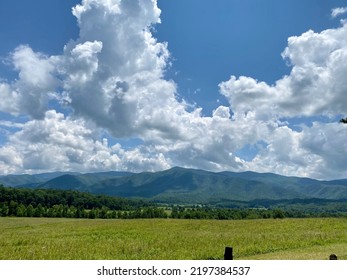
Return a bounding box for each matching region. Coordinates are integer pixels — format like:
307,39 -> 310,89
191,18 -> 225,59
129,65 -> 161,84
156,0 -> 346,113
0,0 -> 346,179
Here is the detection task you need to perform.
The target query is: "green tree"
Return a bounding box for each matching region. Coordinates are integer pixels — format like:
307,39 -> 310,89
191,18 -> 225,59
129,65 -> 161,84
0,203 -> 9,216
34,203 -> 44,217
16,204 -> 27,217
8,200 -> 18,216
75,207 -> 82,218
99,206 -> 109,219
88,208 -> 97,219
273,208 -> 285,219
46,207 -> 56,217
67,206 -> 77,218
26,204 -> 34,217
170,207 -> 179,219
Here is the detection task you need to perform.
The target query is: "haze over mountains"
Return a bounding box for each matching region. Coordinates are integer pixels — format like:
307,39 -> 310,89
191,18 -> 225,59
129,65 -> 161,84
1,167 -> 346,206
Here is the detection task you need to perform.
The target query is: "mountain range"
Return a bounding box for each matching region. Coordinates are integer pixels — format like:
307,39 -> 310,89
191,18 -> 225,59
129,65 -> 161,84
1,167 -> 347,206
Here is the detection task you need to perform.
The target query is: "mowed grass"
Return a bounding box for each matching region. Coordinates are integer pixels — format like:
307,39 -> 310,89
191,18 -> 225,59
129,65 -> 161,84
0,217 -> 346,260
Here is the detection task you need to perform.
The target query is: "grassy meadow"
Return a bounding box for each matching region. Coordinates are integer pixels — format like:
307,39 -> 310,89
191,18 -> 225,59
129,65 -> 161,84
0,217 -> 346,260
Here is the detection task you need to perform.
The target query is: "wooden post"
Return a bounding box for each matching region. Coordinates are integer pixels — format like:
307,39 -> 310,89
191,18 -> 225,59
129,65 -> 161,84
224,247 -> 233,260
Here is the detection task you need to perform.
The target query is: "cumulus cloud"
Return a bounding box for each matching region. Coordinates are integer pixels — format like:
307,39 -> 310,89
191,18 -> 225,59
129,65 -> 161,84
0,0 -> 245,175
0,83 -> 20,114
0,45 -> 59,119
56,0 -> 173,138
54,0 -> 245,171
0,110 -> 172,174
219,21 -> 347,179
247,122 -> 347,180
220,21 -> 347,119
0,0 -> 346,179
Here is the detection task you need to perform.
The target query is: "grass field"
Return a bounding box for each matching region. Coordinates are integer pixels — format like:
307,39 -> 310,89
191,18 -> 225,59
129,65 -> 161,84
0,217 -> 346,260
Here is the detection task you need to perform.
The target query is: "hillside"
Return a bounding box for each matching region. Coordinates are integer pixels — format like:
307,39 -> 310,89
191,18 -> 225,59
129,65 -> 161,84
0,172 -> 79,188
1,167 -> 346,206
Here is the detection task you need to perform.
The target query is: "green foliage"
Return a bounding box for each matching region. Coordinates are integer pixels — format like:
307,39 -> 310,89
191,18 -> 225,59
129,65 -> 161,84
0,185 -> 172,219
1,185 -> 346,220
0,184 -> 150,218
273,209 -> 285,219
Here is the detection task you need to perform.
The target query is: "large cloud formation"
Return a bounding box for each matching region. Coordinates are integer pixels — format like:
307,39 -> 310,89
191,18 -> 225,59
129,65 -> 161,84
0,0 -> 346,179
219,19 -> 347,179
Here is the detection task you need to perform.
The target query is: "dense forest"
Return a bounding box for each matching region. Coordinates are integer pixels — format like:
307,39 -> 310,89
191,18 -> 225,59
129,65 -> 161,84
0,185 -> 155,218
1,185 -> 346,219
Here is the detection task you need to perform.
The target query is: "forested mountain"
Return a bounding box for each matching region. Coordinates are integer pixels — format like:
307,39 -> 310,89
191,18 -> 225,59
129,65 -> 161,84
0,172 -> 79,188
1,167 -> 346,207
0,171 -> 131,188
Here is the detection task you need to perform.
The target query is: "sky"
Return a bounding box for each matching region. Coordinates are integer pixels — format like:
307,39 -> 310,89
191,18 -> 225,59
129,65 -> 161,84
0,0 -> 346,180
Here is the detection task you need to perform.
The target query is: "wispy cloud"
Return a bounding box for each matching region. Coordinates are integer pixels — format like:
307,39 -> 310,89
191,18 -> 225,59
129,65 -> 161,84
0,120 -> 24,129
331,7 -> 347,18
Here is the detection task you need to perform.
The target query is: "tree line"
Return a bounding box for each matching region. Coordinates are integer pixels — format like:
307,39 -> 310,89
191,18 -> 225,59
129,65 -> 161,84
0,185 -> 149,210
169,206 -> 346,219
0,185 -> 155,218
1,185 -> 346,219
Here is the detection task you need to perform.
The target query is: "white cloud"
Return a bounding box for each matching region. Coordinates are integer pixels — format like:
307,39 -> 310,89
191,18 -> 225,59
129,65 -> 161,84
331,7 -> 347,18
0,110 -> 173,174
0,45 -> 58,118
213,106 -> 231,119
0,83 -> 20,115
0,0 -> 346,180
54,0 -> 248,173
54,0 -> 172,139
12,46 -> 57,90
0,146 -> 23,175
0,0 -> 246,176
0,120 -> 24,128
220,21 -> 347,119
247,122 -> 347,180
64,40 -> 103,85
219,21 -> 347,179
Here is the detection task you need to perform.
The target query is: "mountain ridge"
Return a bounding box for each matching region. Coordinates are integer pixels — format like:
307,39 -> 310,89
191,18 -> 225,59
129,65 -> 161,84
1,167 -> 346,205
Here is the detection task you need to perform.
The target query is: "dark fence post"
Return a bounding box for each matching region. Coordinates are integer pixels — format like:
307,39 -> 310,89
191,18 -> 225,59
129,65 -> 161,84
224,247 -> 233,260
